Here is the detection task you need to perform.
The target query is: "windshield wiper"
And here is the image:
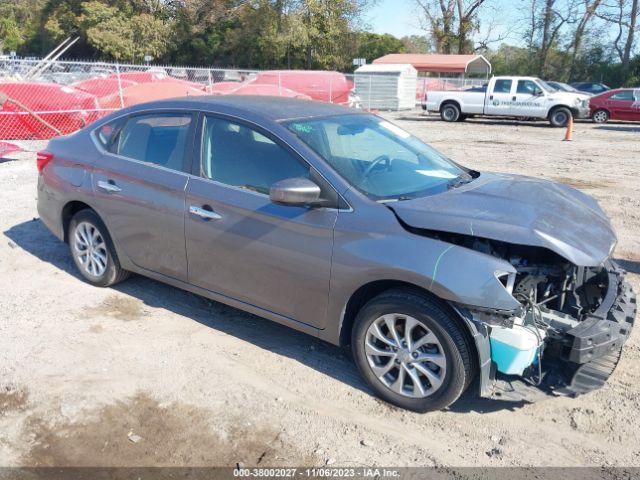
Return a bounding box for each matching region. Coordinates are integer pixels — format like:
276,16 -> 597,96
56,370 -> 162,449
377,196 -> 414,203
448,174 -> 473,189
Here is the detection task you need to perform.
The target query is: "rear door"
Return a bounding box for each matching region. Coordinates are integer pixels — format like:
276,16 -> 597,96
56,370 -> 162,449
484,78 -> 514,116
184,114 -> 338,328
92,111 -> 195,281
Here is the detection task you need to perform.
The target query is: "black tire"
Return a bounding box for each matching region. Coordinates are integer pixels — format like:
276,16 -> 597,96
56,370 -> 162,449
352,289 -> 475,412
592,109 -> 609,124
549,106 -> 572,127
440,103 -> 461,122
68,209 -> 130,287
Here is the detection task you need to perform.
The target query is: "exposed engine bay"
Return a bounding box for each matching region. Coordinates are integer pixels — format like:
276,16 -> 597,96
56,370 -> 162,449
412,229 -> 637,396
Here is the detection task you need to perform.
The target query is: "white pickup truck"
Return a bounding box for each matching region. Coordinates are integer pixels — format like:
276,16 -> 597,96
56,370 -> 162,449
423,76 -> 591,127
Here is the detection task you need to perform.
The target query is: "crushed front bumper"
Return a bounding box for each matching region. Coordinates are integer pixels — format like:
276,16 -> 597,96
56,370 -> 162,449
575,105 -> 591,119
466,261 -> 636,400
557,262 -> 636,394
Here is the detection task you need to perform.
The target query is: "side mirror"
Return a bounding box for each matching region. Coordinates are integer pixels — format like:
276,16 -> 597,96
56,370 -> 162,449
269,177 -> 322,206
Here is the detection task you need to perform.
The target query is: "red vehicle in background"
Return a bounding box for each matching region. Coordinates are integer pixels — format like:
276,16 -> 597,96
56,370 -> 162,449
590,88 -> 640,123
250,70 -> 353,104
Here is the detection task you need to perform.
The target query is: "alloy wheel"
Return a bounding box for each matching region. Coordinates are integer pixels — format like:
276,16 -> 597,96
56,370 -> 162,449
73,221 -> 108,277
364,313 -> 447,398
593,110 -> 609,123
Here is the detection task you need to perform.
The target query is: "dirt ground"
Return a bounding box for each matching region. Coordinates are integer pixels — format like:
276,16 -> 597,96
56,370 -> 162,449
1,112 -> 639,468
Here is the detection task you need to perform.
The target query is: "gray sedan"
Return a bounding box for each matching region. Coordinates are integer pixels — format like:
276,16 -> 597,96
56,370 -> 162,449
36,97 -> 636,412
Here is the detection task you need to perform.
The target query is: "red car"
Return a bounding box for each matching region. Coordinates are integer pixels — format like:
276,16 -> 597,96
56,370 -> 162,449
590,88 -> 640,123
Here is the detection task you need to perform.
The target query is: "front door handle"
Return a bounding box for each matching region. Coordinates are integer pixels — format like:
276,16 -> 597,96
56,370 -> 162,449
512,96 -> 517,101
189,205 -> 222,221
97,180 -> 122,193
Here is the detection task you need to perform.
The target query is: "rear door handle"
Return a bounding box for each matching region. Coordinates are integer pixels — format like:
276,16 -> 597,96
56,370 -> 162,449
512,96 -> 517,101
97,180 -> 121,193
189,205 -> 222,221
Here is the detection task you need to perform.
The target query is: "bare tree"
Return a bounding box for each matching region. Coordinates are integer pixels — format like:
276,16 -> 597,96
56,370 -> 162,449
567,0 -> 603,79
597,0 -> 638,70
622,0 -> 638,69
415,0 -> 489,53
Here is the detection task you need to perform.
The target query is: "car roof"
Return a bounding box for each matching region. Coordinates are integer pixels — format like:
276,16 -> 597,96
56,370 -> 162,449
122,95 -> 358,122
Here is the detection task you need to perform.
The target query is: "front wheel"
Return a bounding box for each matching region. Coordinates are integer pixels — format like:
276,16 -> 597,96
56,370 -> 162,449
549,107 -> 572,127
68,209 -> 130,287
352,289 -> 474,412
592,109 -> 609,123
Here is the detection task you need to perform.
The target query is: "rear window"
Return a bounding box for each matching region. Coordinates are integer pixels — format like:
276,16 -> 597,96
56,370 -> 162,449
108,113 -> 193,172
95,118 -> 124,149
493,79 -> 512,94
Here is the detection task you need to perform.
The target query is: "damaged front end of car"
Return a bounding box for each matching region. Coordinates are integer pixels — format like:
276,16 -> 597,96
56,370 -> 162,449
453,236 -> 636,398
388,172 -> 637,400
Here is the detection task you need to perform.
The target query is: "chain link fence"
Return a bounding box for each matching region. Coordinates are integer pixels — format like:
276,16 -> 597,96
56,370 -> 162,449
0,59 -> 480,141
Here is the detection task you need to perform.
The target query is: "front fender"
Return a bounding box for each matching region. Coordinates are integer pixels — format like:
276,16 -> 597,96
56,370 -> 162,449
322,207 -> 520,344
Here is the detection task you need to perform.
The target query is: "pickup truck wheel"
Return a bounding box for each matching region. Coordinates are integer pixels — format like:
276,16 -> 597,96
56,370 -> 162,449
592,109 -> 609,123
440,104 -> 461,122
352,289 -> 473,412
69,209 -> 130,287
549,107 -> 572,127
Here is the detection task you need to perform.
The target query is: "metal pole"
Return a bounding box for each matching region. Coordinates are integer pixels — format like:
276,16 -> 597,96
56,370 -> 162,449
115,64 -> 125,109
278,72 -> 282,96
368,75 -> 372,110
207,69 -> 213,93
24,37 -> 71,79
29,37 -> 79,80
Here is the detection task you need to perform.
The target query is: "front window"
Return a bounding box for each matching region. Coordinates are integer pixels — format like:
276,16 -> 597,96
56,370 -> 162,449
517,80 -> 543,95
286,114 -> 468,201
201,116 -> 309,194
610,90 -> 634,101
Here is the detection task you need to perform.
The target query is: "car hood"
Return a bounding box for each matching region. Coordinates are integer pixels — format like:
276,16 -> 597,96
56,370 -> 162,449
549,91 -> 590,103
389,172 -> 616,266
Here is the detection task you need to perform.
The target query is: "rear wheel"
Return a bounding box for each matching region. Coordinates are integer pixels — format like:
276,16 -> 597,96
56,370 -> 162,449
592,109 -> 609,123
352,289 -> 474,412
440,103 -> 461,122
68,209 -> 129,287
549,107 -> 572,127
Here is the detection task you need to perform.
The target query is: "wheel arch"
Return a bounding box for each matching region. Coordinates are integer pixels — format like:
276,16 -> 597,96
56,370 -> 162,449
547,103 -> 576,118
440,99 -> 462,113
339,280 -> 476,349
62,200 -> 95,243
338,279 -> 484,391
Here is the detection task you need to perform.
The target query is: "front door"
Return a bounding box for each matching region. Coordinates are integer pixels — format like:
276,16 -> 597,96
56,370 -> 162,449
510,79 -> 547,118
92,112 -> 195,281
184,115 -> 338,328
606,90 -> 637,120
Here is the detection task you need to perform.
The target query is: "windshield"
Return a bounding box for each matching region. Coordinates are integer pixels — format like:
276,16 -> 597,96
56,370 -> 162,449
285,114 -> 469,201
537,79 -> 557,93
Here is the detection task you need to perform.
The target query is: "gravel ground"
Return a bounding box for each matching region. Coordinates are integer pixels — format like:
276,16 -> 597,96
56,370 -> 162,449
0,112 -> 639,468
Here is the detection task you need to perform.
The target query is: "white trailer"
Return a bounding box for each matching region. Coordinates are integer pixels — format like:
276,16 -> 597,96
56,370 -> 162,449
355,63 -> 417,111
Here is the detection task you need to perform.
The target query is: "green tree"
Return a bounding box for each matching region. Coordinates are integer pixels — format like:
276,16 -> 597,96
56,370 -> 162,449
400,34 -> 431,53
356,32 -> 406,63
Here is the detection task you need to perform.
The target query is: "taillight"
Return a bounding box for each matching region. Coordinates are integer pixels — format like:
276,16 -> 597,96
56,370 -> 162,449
36,151 -> 54,173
